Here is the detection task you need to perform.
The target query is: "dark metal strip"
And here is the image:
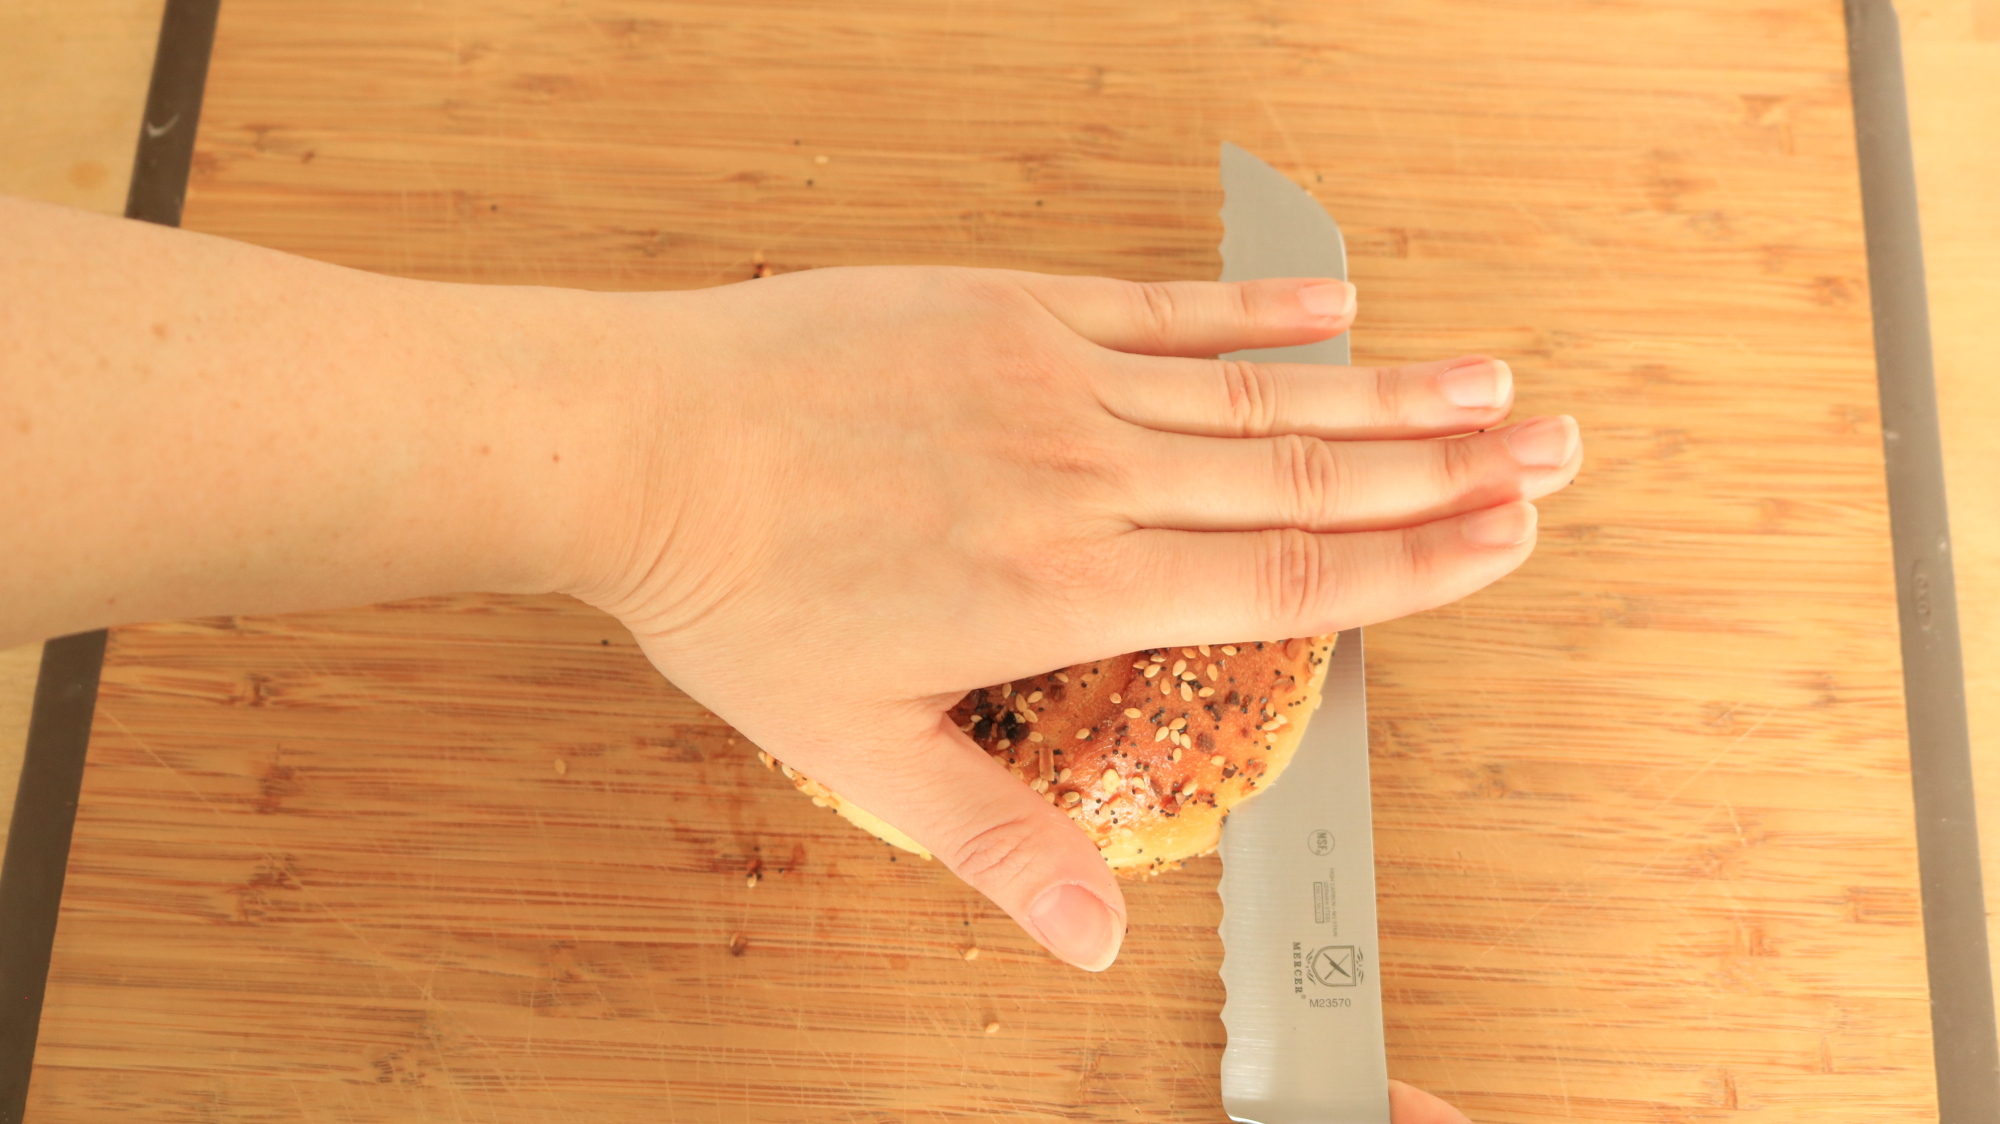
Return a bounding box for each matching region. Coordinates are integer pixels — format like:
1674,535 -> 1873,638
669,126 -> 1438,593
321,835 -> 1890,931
0,634 -> 107,1124
1845,2 -> 2000,1121
0,1 -> 221,1120
126,0 -> 222,228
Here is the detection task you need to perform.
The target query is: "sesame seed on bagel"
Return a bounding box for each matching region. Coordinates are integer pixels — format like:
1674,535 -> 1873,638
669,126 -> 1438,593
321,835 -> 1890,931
771,635 -> 1337,878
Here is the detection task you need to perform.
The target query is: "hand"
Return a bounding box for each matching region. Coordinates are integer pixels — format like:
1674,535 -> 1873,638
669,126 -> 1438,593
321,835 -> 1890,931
2,211 -> 1517,1123
562,264 -> 1580,975
8,200 -> 1503,1124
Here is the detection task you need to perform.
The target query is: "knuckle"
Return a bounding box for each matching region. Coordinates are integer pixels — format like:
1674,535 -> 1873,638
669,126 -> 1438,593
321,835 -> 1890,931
1015,424 -> 1130,497
1394,524 -> 1442,590
1009,534 -> 1126,624
1255,528 -> 1327,624
1436,432 -> 1483,495
1017,537 -> 1098,589
1275,435 -> 1342,525
1132,282 -> 1182,351
1369,366 -> 1404,424
944,813 -> 1047,889
1232,282 -> 1258,331
1218,360 -> 1282,436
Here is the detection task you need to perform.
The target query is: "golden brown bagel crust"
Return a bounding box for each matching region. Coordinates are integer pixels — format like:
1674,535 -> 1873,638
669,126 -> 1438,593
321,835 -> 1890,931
773,636 -> 1337,878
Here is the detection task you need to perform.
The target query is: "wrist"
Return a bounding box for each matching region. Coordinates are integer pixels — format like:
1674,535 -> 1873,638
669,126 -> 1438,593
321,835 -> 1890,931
434,282 -> 684,607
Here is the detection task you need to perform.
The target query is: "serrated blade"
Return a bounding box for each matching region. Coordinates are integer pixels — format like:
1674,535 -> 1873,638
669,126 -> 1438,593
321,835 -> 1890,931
1216,142 -> 1389,1124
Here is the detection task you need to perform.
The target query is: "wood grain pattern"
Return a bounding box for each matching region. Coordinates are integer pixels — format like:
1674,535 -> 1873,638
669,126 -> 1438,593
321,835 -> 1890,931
1900,0 -> 2000,1019
28,1 -> 1936,1120
0,0 -> 165,213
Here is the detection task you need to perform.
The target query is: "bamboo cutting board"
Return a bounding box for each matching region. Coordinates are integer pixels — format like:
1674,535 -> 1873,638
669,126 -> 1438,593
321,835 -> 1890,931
28,1 -> 1934,1120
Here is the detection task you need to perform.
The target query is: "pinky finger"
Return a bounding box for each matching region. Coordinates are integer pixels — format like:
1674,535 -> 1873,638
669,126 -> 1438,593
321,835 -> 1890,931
1110,502 -> 1539,647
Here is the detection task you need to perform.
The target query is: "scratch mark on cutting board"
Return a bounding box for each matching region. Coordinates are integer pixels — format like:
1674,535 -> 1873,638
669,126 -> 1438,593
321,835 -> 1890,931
1467,705 -> 1776,961
1254,92 -> 1308,177
1552,1037 -> 1573,1118
1640,706 -> 1776,818
100,705 -> 524,1104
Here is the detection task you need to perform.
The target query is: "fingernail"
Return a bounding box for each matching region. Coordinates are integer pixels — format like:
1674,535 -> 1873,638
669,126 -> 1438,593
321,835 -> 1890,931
1439,359 -> 1511,409
1503,415 -> 1578,468
1297,280 -> 1356,320
1029,883 -> 1123,972
1461,502 -> 1538,547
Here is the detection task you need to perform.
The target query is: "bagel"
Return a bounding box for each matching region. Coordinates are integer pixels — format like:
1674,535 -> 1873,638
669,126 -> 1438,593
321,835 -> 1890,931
766,636 -> 1337,878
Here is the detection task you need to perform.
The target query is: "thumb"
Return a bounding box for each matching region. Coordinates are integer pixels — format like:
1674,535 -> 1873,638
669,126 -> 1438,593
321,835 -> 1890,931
824,713 -> 1129,972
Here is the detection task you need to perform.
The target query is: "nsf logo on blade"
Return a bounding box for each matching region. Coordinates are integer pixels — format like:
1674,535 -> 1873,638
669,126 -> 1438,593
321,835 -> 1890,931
1306,945 -> 1362,987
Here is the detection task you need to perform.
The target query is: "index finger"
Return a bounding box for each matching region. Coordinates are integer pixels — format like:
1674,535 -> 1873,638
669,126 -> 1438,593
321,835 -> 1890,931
1012,272 -> 1356,357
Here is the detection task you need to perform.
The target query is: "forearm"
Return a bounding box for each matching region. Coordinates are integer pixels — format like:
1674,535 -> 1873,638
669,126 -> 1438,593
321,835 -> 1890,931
0,195 -> 633,646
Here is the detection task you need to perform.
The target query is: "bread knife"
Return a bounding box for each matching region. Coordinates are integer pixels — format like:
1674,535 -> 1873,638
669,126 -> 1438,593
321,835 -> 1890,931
1215,142 -> 1391,1124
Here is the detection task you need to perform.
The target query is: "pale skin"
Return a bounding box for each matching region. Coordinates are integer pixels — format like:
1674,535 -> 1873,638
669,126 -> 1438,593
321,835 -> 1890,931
1,193 -> 1583,1124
